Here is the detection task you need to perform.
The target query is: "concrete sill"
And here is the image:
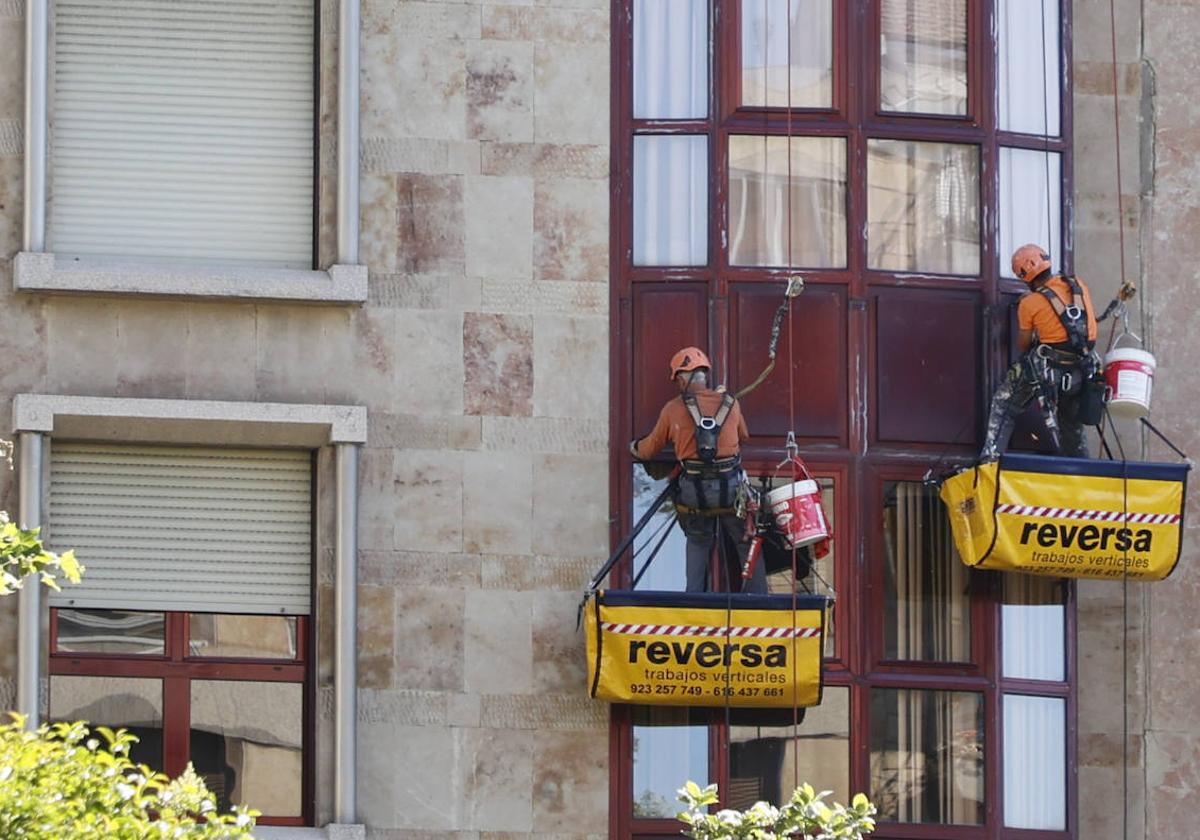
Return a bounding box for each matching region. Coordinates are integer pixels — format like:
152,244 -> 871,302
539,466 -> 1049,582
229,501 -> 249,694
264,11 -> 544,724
12,251 -> 367,305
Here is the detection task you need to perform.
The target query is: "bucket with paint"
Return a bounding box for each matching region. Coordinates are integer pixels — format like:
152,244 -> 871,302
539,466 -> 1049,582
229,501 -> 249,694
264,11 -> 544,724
1104,334 -> 1156,419
765,475 -> 829,549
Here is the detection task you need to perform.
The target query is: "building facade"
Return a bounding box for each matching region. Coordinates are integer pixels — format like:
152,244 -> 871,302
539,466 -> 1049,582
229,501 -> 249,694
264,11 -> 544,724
0,1 -> 1196,839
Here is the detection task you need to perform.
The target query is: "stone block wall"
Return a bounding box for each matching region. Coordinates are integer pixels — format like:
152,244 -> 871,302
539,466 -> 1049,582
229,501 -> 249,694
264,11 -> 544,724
0,0 -> 611,836
1074,0 -> 1200,836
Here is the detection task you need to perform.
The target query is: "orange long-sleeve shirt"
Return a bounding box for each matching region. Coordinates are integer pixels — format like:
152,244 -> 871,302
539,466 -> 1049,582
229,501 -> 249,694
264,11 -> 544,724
634,390 -> 749,462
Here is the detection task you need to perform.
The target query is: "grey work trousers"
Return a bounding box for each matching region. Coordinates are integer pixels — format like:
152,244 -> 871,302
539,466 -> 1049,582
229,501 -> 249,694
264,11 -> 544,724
981,361 -> 1089,459
675,474 -> 767,594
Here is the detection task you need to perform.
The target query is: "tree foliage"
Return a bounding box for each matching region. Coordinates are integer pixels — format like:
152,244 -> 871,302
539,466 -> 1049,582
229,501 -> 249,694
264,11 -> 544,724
0,439 -> 83,596
677,780 -> 876,840
0,510 -> 83,597
0,716 -> 257,839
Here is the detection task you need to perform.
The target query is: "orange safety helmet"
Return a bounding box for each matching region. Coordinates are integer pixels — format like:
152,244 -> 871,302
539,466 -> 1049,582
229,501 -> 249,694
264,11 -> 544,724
1011,243 -> 1052,283
668,346 -> 711,380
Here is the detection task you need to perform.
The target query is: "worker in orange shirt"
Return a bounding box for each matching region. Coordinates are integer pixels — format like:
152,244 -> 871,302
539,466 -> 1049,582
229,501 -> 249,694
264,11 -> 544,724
631,347 -> 767,594
981,244 -> 1102,460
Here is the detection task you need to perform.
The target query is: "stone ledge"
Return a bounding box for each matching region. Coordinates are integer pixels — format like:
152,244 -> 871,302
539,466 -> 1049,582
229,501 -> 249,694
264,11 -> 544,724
255,826 -> 365,840
13,252 -> 368,304
12,394 -> 368,446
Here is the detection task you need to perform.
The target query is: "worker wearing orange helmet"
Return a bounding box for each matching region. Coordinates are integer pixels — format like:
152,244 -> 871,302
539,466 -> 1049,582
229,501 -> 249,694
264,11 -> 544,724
631,347 -> 766,594
980,244 -> 1103,460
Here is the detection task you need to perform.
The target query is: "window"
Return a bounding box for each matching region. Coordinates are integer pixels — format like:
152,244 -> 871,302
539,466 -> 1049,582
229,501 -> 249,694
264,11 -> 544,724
46,443 -> 314,826
612,2 -> 1075,839
48,0 -> 316,268
17,1 -> 366,301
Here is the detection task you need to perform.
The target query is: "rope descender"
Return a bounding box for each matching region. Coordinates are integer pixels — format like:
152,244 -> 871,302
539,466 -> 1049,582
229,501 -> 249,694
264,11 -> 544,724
735,275 -> 805,400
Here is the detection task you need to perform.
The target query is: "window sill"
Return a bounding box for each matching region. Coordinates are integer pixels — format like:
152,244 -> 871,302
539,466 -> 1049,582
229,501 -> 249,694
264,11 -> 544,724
12,252 -> 367,305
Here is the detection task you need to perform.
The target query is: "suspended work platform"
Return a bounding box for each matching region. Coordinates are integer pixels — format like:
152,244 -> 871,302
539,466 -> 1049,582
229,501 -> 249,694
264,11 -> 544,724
940,452 -> 1189,581
584,590 -> 827,708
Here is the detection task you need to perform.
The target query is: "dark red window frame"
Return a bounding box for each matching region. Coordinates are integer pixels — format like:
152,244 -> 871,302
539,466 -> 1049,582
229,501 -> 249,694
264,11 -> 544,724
609,1 -> 1077,838
48,610 -> 315,827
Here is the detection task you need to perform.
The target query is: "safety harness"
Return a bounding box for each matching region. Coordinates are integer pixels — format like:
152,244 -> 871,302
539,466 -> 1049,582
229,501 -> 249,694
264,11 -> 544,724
677,391 -> 742,514
1037,275 -> 1094,355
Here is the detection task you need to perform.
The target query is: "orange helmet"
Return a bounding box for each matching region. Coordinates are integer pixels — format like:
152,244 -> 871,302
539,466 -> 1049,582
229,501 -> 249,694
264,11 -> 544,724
1011,244 -> 1052,283
669,347 -> 711,380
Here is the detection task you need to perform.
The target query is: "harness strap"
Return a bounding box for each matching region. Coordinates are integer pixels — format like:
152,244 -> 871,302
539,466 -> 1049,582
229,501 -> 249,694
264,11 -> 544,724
1037,275 -> 1093,355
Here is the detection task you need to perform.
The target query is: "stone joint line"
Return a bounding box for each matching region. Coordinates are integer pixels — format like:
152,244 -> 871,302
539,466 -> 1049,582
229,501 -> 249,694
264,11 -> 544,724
995,504 -> 1179,525
601,622 -> 820,639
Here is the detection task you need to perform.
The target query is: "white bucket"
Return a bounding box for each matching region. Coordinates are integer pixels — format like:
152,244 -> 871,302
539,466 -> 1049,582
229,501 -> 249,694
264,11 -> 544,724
764,479 -> 829,548
1104,346 -> 1156,419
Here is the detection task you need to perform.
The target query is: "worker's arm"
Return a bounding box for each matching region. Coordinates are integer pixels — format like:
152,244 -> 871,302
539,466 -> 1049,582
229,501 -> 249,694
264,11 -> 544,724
735,403 -> 749,443
632,404 -> 672,461
1017,328 -> 1035,354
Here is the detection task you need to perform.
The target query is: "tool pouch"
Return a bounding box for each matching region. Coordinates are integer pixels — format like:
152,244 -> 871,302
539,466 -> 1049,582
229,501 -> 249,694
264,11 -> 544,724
1079,374 -> 1108,426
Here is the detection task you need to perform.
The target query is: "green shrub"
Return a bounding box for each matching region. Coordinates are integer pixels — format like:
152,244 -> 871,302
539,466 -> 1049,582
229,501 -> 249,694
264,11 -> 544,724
0,716 -> 257,839
677,780 -> 876,840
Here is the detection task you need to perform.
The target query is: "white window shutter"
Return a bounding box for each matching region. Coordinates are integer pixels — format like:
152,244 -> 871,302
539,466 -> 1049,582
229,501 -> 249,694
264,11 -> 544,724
49,0 -> 315,268
48,444 -> 313,615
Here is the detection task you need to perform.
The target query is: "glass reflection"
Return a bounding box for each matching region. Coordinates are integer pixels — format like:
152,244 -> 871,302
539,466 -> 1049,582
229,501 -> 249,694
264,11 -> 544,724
55,609 -> 165,655
1002,575 -> 1065,681
632,706 -> 708,818
883,481 -> 971,662
880,0 -> 967,115
728,687 -> 849,809
728,135 -> 847,268
867,139 -> 980,275
49,675 -> 163,769
189,614 -> 298,659
1003,695 -> 1066,829
741,0 -> 833,108
631,463 -> 689,591
190,680 -> 304,817
870,689 -> 984,824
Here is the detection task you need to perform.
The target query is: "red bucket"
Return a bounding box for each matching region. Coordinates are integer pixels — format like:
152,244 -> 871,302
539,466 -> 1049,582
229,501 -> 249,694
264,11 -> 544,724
765,479 -> 829,549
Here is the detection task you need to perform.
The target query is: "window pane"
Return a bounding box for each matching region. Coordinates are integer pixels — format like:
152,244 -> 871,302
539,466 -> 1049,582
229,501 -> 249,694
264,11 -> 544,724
870,689 -> 984,824
633,135 -> 708,266
867,139 -> 980,274
49,675 -> 163,769
741,0 -> 833,108
998,147 -> 1062,278
634,0 -> 707,119
1002,576 -> 1065,681
189,614 -> 299,659
632,706 -> 709,818
729,686 -> 849,808
1003,695 -> 1066,829
998,0 -> 1060,135
191,680 -> 304,817
759,475 -> 836,658
632,463 -> 689,591
883,481 -> 970,662
880,0 -> 967,115
55,609 -> 165,655
728,135 -> 847,268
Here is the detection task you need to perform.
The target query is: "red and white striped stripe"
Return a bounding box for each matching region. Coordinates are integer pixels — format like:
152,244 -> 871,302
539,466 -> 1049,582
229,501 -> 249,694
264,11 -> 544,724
995,504 -> 1180,525
601,622 -> 821,639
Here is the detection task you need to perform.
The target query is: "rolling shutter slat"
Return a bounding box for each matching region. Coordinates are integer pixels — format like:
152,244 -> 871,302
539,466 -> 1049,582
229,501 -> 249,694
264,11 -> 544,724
49,0 -> 315,267
48,444 -> 312,615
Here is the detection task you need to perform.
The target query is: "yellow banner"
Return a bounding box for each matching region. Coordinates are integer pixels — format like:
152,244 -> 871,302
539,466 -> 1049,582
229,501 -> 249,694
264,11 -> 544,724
584,591 -> 826,708
940,454 -> 1189,581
